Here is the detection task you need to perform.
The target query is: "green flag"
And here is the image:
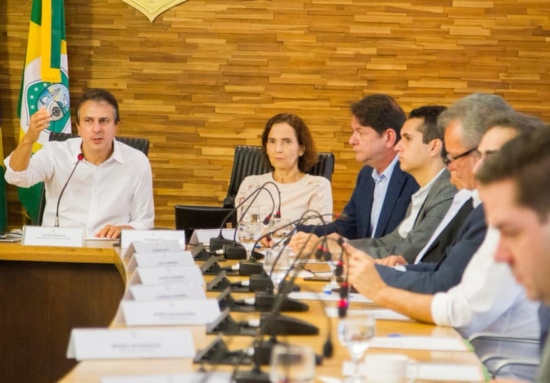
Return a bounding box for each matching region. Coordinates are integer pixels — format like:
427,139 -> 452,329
18,0 -> 71,224
0,108 -> 7,233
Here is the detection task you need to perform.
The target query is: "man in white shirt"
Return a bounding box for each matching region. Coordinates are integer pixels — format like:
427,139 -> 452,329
476,125 -> 550,383
345,110 -> 543,377
5,88 -> 154,238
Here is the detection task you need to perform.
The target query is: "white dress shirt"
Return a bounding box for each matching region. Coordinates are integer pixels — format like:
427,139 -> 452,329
397,167 -> 446,238
5,138 -> 154,237
431,226 -> 540,352
413,188 -> 473,264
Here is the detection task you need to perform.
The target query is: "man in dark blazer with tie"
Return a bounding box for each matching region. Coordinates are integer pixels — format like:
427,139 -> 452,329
293,94 -> 418,243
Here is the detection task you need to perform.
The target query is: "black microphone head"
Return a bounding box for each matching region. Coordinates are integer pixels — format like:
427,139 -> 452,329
322,338 -> 334,358
262,214 -> 271,226
274,210 -> 281,219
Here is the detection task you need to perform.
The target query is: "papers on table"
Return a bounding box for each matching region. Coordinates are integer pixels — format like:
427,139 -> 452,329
369,336 -> 471,351
67,328 -> 195,361
342,361 -> 486,381
324,307 -> 412,321
102,372 -> 232,383
288,291 -> 372,303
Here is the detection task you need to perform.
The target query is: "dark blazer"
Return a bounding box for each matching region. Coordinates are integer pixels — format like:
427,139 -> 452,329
412,197 -> 474,264
352,169 -> 457,261
375,204 -> 487,294
297,163 -> 419,239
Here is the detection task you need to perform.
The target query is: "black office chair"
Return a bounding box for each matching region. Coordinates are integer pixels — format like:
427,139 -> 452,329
36,133 -> 150,225
223,145 -> 335,208
174,205 -> 237,244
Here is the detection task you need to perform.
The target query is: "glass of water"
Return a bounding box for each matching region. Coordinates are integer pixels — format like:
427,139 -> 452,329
238,206 -> 260,256
338,312 -> 376,382
269,343 -> 315,383
263,245 -> 291,294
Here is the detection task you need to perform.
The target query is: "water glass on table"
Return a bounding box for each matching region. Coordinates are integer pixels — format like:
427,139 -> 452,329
269,343 -> 315,383
338,312 -> 376,383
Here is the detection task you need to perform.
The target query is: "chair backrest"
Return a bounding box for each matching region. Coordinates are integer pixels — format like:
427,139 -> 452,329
36,133 -> 150,225
223,145 -> 335,208
174,205 -> 237,244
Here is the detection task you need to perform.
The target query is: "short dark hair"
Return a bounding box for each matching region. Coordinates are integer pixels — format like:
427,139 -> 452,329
261,113 -> 317,173
408,105 -> 447,144
476,125 -> 550,221
350,94 -> 406,141
485,111 -> 545,136
76,88 -> 120,124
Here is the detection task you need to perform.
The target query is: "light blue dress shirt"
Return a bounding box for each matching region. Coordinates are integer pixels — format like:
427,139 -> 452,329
370,155 -> 399,236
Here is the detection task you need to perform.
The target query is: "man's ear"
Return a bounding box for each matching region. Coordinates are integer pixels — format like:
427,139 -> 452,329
385,128 -> 397,148
430,138 -> 443,157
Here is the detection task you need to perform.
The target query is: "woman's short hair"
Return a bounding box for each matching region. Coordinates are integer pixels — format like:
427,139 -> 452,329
261,113 -> 318,173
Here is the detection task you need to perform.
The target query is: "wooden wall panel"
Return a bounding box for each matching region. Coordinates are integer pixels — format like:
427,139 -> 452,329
1,0 -> 550,229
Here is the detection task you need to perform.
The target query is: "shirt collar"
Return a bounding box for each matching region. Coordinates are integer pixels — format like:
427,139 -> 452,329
76,138 -> 124,165
412,167 -> 446,200
372,155 -> 399,182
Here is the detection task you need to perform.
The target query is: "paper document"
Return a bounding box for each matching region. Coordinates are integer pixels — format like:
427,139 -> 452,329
369,336 -> 470,351
342,361 -> 487,381
325,307 -> 412,321
288,291 -> 372,303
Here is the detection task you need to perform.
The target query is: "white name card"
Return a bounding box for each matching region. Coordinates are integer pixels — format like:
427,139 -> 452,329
123,240 -> 183,259
129,266 -> 205,286
120,299 -> 220,326
67,328 -> 195,360
23,225 -> 84,247
124,283 -> 207,301
189,228 -> 235,245
121,230 -> 185,250
102,372 -> 232,383
127,251 -> 195,272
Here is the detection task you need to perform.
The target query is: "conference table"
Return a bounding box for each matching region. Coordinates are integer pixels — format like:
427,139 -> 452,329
0,240 -> 487,383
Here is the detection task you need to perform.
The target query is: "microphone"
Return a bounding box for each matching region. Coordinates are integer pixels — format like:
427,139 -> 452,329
55,153 -> 83,227
231,211 -> 345,383
211,184 -> 275,254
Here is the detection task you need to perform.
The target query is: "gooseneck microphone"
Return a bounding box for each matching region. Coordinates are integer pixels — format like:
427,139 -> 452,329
55,153 -> 83,227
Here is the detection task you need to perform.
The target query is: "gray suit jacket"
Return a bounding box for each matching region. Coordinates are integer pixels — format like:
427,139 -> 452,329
350,169 -> 457,262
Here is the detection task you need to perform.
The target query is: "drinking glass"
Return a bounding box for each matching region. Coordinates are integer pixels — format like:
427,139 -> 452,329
269,343 -> 315,383
323,243 -> 342,293
238,206 -> 261,256
269,218 -> 292,245
338,312 -> 376,382
263,245 -> 291,294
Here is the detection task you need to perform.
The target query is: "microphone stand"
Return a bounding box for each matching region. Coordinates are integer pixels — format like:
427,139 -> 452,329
232,210 -> 344,383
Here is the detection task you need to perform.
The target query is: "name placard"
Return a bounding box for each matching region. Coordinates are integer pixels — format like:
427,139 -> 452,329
123,240 -> 183,259
127,251 -> 195,272
129,266 -> 205,286
120,299 -> 220,326
189,228 -> 235,245
67,328 -> 195,360
124,283 -> 207,301
23,226 -> 84,247
121,230 -> 185,250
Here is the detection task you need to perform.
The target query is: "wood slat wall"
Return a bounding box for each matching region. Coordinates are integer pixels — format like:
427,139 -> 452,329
1,0 -> 550,229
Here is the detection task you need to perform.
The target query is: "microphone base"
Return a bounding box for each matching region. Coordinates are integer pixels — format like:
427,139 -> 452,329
210,237 -> 236,253
238,260 -> 264,276
249,273 -> 301,293
254,292 -> 309,312
233,369 -> 270,383
260,313 -> 319,336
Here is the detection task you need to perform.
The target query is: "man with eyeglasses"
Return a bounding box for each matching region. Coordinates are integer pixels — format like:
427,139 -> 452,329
345,110 -> 543,380
346,93 -> 511,295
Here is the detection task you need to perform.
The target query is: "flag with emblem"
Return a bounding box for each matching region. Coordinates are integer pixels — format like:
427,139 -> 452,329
0,108 -> 7,233
18,0 -> 71,224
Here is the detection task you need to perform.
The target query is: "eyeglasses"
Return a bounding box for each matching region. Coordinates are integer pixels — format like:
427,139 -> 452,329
444,147 -> 478,166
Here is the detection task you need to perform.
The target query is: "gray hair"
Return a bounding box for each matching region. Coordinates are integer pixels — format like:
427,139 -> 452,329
437,93 -> 513,149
